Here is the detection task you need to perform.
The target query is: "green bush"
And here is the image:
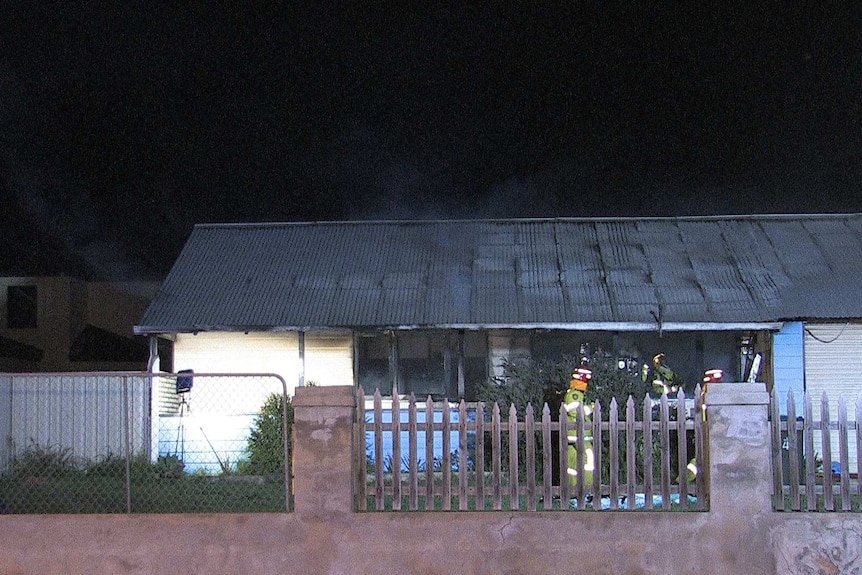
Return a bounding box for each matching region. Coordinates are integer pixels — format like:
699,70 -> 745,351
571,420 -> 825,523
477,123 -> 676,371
475,350 -> 651,484
238,393 -> 293,477
476,351 -> 649,418
8,443 -> 81,479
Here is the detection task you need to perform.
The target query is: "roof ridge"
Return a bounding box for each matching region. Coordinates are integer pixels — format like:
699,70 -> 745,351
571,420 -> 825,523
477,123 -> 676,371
193,213 -> 862,230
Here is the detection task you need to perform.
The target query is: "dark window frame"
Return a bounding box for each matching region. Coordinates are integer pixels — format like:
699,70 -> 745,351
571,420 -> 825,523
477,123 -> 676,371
7,285 -> 37,329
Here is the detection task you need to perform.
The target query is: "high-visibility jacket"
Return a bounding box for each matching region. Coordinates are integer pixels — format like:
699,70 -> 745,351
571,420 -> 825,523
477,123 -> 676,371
563,387 -> 594,488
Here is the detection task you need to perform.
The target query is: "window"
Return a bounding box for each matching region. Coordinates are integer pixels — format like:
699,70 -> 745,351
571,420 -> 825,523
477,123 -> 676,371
357,330 -> 488,399
7,285 -> 37,329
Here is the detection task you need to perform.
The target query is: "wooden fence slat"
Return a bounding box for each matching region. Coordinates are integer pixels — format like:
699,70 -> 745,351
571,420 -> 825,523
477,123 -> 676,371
769,388 -> 784,511
575,401 -> 586,505
409,394 -> 418,511
508,404 -> 519,509
693,383 -> 706,510
476,402 -> 485,510
838,397 -> 851,511
391,394 -> 402,511
355,388 -> 367,511
542,403 -> 552,508
492,403 -> 502,510
642,394 -> 654,510
526,403 -> 536,511
659,394 -> 671,509
676,389 -> 689,503
442,400 -> 451,511
786,390 -> 800,511
459,400 -> 468,511
803,393 -> 817,511
374,390 -> 384,510
820,393 -> 834,511
609,398 -> 620,509
590,399 -> 601,510
559,403 -> 569,503
626,396 -> 636,510
425,396 -> 434,511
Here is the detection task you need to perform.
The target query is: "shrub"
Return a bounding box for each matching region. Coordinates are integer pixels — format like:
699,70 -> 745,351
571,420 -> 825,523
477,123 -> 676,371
9,443 -> 82,479
238,393 -> 293,477
475,350 -> 651,483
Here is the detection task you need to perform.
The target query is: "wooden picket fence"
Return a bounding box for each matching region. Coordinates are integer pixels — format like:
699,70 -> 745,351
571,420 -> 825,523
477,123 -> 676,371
355,387 -> 707,512
770,388 -> 862,512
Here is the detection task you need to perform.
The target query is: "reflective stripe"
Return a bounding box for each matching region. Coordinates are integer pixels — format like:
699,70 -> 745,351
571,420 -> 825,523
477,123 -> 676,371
564,401 -> 581,412
687,462 -> 698,477
585,448 -> 595,471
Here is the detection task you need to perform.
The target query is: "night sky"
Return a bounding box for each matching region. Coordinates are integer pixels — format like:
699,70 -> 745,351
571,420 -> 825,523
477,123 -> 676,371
1,4 -> 860,280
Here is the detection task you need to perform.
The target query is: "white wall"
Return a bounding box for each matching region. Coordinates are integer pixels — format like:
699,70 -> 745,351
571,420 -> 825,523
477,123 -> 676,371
173,330 -> 353,397
804,322 -> 862,471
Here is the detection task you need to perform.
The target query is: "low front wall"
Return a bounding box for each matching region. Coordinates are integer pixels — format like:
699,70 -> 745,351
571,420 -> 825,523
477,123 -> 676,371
0,510 -> 856,574
1,384 -> 860,575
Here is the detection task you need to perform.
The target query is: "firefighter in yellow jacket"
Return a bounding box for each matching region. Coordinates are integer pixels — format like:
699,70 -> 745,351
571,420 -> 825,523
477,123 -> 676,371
564,365 -> 594,490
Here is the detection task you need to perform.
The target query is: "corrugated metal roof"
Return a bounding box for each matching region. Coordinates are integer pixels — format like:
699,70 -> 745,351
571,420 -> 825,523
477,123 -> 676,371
135,214 -> 862,334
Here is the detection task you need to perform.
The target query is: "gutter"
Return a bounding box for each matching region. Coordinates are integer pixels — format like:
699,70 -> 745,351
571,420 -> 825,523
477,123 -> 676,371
134,321 -> 785,336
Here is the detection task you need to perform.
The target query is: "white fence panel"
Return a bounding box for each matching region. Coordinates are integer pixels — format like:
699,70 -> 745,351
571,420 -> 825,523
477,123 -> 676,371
0,373 -> 150,474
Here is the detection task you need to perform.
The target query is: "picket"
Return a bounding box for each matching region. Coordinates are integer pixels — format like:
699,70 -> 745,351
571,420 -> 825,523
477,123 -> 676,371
360,389 -> 708,512
770,388 -> 862,513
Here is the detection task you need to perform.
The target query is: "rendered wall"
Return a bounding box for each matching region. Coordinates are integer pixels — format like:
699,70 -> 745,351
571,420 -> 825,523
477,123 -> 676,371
0,384 -> 860,575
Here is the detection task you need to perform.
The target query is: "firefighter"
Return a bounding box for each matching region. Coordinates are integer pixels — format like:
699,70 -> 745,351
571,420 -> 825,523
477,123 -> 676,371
564,365 -> 594,495
701,368 -> 723,421
685,368 -> 724,487
650,353 -> 682,395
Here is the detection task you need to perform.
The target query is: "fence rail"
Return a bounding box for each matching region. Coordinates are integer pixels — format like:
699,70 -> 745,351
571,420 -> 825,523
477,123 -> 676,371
357,387 -> 707,511
0,372 -> 291,514
770,388 -> 862,512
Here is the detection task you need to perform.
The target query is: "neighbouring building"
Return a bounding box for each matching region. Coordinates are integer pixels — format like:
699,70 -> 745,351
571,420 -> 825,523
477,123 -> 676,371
1,276 -> 161,372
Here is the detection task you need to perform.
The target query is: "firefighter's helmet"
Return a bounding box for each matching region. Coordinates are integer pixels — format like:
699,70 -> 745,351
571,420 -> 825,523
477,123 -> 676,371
702,368 -> 723,384
570,366 -> 592,392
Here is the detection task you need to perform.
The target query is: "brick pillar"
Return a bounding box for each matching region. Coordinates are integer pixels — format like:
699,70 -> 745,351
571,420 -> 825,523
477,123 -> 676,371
292,386 -> 356,516
706,382 -> 773,513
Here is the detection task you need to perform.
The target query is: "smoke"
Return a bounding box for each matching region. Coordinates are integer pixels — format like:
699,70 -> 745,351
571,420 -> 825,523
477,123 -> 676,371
0,61 -> 149,280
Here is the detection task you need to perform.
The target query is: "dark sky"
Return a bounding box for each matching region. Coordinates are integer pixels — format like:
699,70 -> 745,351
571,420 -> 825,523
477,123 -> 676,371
1,4 -> 860,279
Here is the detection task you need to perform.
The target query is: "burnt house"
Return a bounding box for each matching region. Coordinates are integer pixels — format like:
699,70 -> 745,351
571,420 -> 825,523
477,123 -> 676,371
136,214 -> 862,417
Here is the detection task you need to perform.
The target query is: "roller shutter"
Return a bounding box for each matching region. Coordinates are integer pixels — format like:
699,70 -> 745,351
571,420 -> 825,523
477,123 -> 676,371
803,322 -> 862,471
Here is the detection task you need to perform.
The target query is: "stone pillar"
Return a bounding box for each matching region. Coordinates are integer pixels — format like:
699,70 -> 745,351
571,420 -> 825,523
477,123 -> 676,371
706,382 -> 773,513
292,385 -> 356,516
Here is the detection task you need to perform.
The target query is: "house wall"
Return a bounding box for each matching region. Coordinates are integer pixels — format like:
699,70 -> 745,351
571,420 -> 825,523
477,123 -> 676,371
173,330 -> 353,397
174,332 -> 300,390
803,321 -> 862,470
303,332 -> 353,386
773,321 -> 805,412
0,384 -> 858,575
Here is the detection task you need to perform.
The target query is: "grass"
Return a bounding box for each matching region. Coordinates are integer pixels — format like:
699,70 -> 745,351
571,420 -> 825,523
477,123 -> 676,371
0,474 -> 288,514
773,493 -> 862,513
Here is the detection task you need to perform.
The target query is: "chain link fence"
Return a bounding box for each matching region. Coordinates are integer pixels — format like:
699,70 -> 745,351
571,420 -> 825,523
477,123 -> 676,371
0,372 -> 291,514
